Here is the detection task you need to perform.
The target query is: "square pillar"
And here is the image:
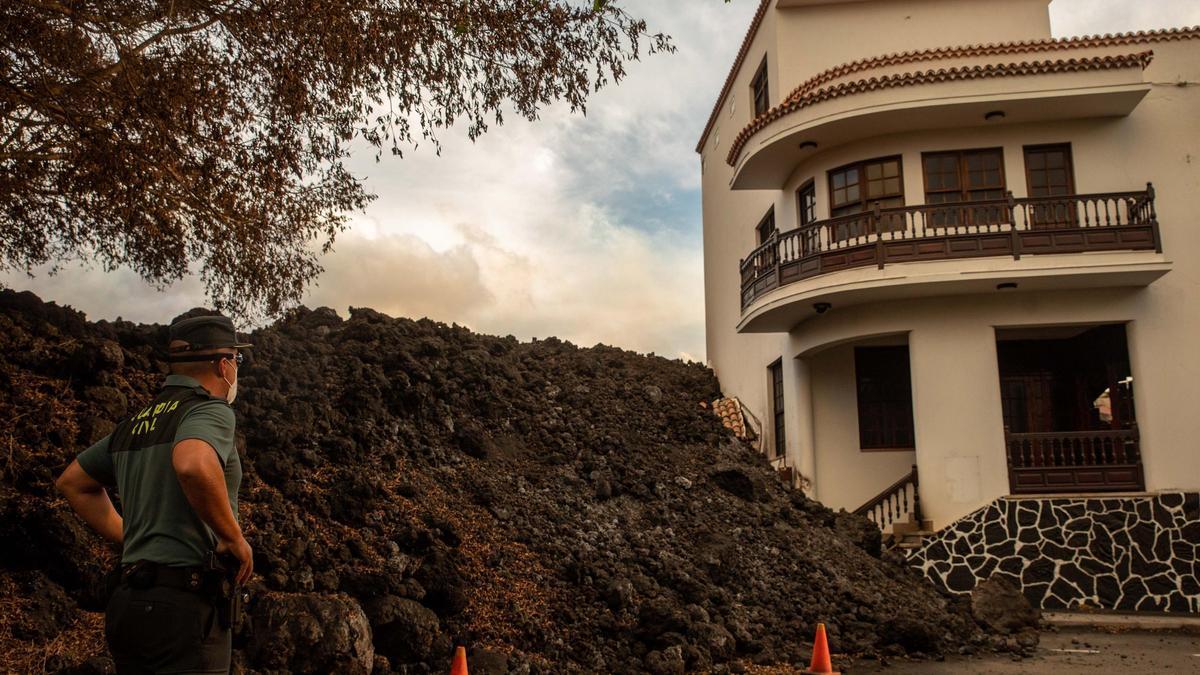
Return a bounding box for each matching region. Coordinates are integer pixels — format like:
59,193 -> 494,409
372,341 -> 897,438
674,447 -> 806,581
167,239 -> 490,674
785,355 -> 817,498
908,324 -> 1010,527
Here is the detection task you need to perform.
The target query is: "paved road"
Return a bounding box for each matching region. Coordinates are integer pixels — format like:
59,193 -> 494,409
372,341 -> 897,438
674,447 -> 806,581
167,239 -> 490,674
849,628 -> 1200,673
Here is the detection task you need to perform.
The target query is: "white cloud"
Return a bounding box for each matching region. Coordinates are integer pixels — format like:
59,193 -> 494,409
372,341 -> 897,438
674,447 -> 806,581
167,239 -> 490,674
1050,0 -> 1200,36
303,232 -> 494,323
0,262 -> 207,324
305,198 -> 706,359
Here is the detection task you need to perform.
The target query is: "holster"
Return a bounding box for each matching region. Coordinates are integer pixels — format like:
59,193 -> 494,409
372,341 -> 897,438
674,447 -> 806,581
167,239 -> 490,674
203,550 -> 246,631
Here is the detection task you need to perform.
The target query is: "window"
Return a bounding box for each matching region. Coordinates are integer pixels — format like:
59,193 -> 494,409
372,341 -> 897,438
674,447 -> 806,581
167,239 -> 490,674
1024,144 -> 1074,197
797,181 -> 816,226
755,207 -> 776,246
751,57 -> 769,117
1024,144 -> 1076,228
922,148 -> 1006,227
796,181 -> 818,255
828,156 -> 904,238
855,346 -> 915,450
769,359 -> 786,459
922,148 -> 1005,203
753,207 -> 777,269
829,156 -> 903,216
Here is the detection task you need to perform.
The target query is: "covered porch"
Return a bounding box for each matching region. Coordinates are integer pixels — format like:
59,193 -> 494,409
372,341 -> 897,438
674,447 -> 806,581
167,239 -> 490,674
997,323 -> 1143,494
792,315 -> 1147,536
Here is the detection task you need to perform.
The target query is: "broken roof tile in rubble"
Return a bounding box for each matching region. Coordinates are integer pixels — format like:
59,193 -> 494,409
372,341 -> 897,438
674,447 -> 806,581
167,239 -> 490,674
712,396 -> 755,441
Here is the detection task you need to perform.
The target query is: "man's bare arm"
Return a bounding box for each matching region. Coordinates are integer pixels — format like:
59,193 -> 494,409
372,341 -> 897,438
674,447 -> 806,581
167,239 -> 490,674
172,439 -> 253,584
55,460 -> 123,544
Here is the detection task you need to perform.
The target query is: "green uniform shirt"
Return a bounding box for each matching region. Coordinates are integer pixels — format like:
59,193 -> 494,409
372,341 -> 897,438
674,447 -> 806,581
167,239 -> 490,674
77,375 -> 242,567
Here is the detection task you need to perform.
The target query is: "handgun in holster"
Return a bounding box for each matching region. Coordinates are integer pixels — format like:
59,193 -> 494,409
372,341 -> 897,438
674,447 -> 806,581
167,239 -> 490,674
203,550 -> 247,632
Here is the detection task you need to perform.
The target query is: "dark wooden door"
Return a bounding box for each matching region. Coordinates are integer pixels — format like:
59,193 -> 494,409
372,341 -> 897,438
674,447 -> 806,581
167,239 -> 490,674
1000,373 -> 1054,433
1024,144 -> 1077,229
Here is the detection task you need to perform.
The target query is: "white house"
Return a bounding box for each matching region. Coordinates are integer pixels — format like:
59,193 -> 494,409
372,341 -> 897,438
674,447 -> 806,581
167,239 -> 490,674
699,0 -> 1200,612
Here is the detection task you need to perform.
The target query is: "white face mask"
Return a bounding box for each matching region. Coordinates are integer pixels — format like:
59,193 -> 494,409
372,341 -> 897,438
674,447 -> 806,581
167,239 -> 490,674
221,359 -> 238,404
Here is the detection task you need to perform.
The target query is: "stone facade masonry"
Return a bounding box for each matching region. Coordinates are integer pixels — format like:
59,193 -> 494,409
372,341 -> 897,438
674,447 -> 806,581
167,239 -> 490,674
908,493 -> 1200,613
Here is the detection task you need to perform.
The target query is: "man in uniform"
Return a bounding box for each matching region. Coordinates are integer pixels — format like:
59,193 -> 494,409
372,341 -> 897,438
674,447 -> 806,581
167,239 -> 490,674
56,314 -> 254,674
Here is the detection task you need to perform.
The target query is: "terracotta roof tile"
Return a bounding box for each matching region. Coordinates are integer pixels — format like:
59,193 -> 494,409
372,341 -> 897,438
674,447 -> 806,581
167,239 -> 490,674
725,51 -> 1155,167
786,25 -> 1200,100
699,23 -> 1200,155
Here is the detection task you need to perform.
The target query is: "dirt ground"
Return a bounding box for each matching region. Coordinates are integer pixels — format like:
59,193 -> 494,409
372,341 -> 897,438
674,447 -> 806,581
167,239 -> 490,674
849,627 -> 1200,673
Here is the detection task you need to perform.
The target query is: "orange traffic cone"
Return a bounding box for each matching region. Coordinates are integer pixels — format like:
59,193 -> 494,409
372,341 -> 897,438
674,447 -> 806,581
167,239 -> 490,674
450,646 -> 468,675
803,623 -> 839,674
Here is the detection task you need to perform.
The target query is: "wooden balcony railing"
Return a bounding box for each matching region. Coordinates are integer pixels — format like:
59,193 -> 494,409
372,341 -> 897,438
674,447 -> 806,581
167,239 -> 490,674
740,186 -> 1160,310
853,464 -> 921,532
1006,428 -> 1144,493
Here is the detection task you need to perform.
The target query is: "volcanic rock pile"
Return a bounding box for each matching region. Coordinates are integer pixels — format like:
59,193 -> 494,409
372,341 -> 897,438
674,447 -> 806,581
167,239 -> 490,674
0,290 -> 978,674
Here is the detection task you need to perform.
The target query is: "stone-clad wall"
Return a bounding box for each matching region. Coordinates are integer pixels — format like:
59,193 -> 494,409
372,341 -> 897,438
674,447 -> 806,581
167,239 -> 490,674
908,493 -> 1200,613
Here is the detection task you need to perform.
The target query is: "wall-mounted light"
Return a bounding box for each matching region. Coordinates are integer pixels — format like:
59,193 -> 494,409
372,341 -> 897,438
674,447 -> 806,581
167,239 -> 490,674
984,110 -> 1006,121
798,141 -> 818,150
996,282 -> 1018,290
813,302 -> 832,313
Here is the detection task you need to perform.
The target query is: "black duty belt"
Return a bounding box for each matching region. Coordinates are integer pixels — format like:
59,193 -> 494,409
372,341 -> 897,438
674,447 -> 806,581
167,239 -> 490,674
113,557 -> 244,631
121,560 -> 209,592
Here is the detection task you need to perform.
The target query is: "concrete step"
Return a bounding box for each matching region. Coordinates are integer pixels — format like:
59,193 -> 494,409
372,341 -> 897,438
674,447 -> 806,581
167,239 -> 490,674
885,529 -> 933,540
887,518 -> 934,535
884,518 -> 937,553
886,527 -> 935,554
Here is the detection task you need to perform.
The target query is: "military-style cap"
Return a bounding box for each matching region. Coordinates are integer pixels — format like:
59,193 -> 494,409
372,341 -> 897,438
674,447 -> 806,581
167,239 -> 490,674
168,314 -> 253,354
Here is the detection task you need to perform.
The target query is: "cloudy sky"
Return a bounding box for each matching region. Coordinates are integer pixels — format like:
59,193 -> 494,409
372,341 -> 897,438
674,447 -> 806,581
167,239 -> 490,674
4,0 -> 1199,362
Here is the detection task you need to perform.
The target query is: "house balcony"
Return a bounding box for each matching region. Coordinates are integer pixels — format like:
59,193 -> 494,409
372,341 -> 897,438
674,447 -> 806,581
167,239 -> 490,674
738,187 -> 1169,333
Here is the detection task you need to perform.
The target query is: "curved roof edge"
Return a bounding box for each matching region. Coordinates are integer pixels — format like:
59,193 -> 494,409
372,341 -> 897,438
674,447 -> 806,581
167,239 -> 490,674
726,49 -> 1157,167
786,25 -> 1200,100
698,23 -> 1200,157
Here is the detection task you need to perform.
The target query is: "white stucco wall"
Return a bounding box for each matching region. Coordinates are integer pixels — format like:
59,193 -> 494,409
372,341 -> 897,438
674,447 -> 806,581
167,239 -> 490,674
807,342 -> 918,511
774,0 -> 1053,97
701,3 -> 785,437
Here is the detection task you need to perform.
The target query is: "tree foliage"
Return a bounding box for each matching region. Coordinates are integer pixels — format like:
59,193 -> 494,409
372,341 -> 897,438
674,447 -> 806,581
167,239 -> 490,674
0,1 -> 671,317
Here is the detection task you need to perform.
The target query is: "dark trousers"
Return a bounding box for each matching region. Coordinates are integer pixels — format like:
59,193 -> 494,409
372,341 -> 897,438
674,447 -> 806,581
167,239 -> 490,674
105,583 -> 231,674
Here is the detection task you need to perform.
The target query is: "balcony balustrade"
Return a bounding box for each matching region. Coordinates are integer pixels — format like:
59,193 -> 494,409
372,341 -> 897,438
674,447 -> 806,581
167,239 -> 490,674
1006,428 -> 1144,493
739,186 -> 1160,310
